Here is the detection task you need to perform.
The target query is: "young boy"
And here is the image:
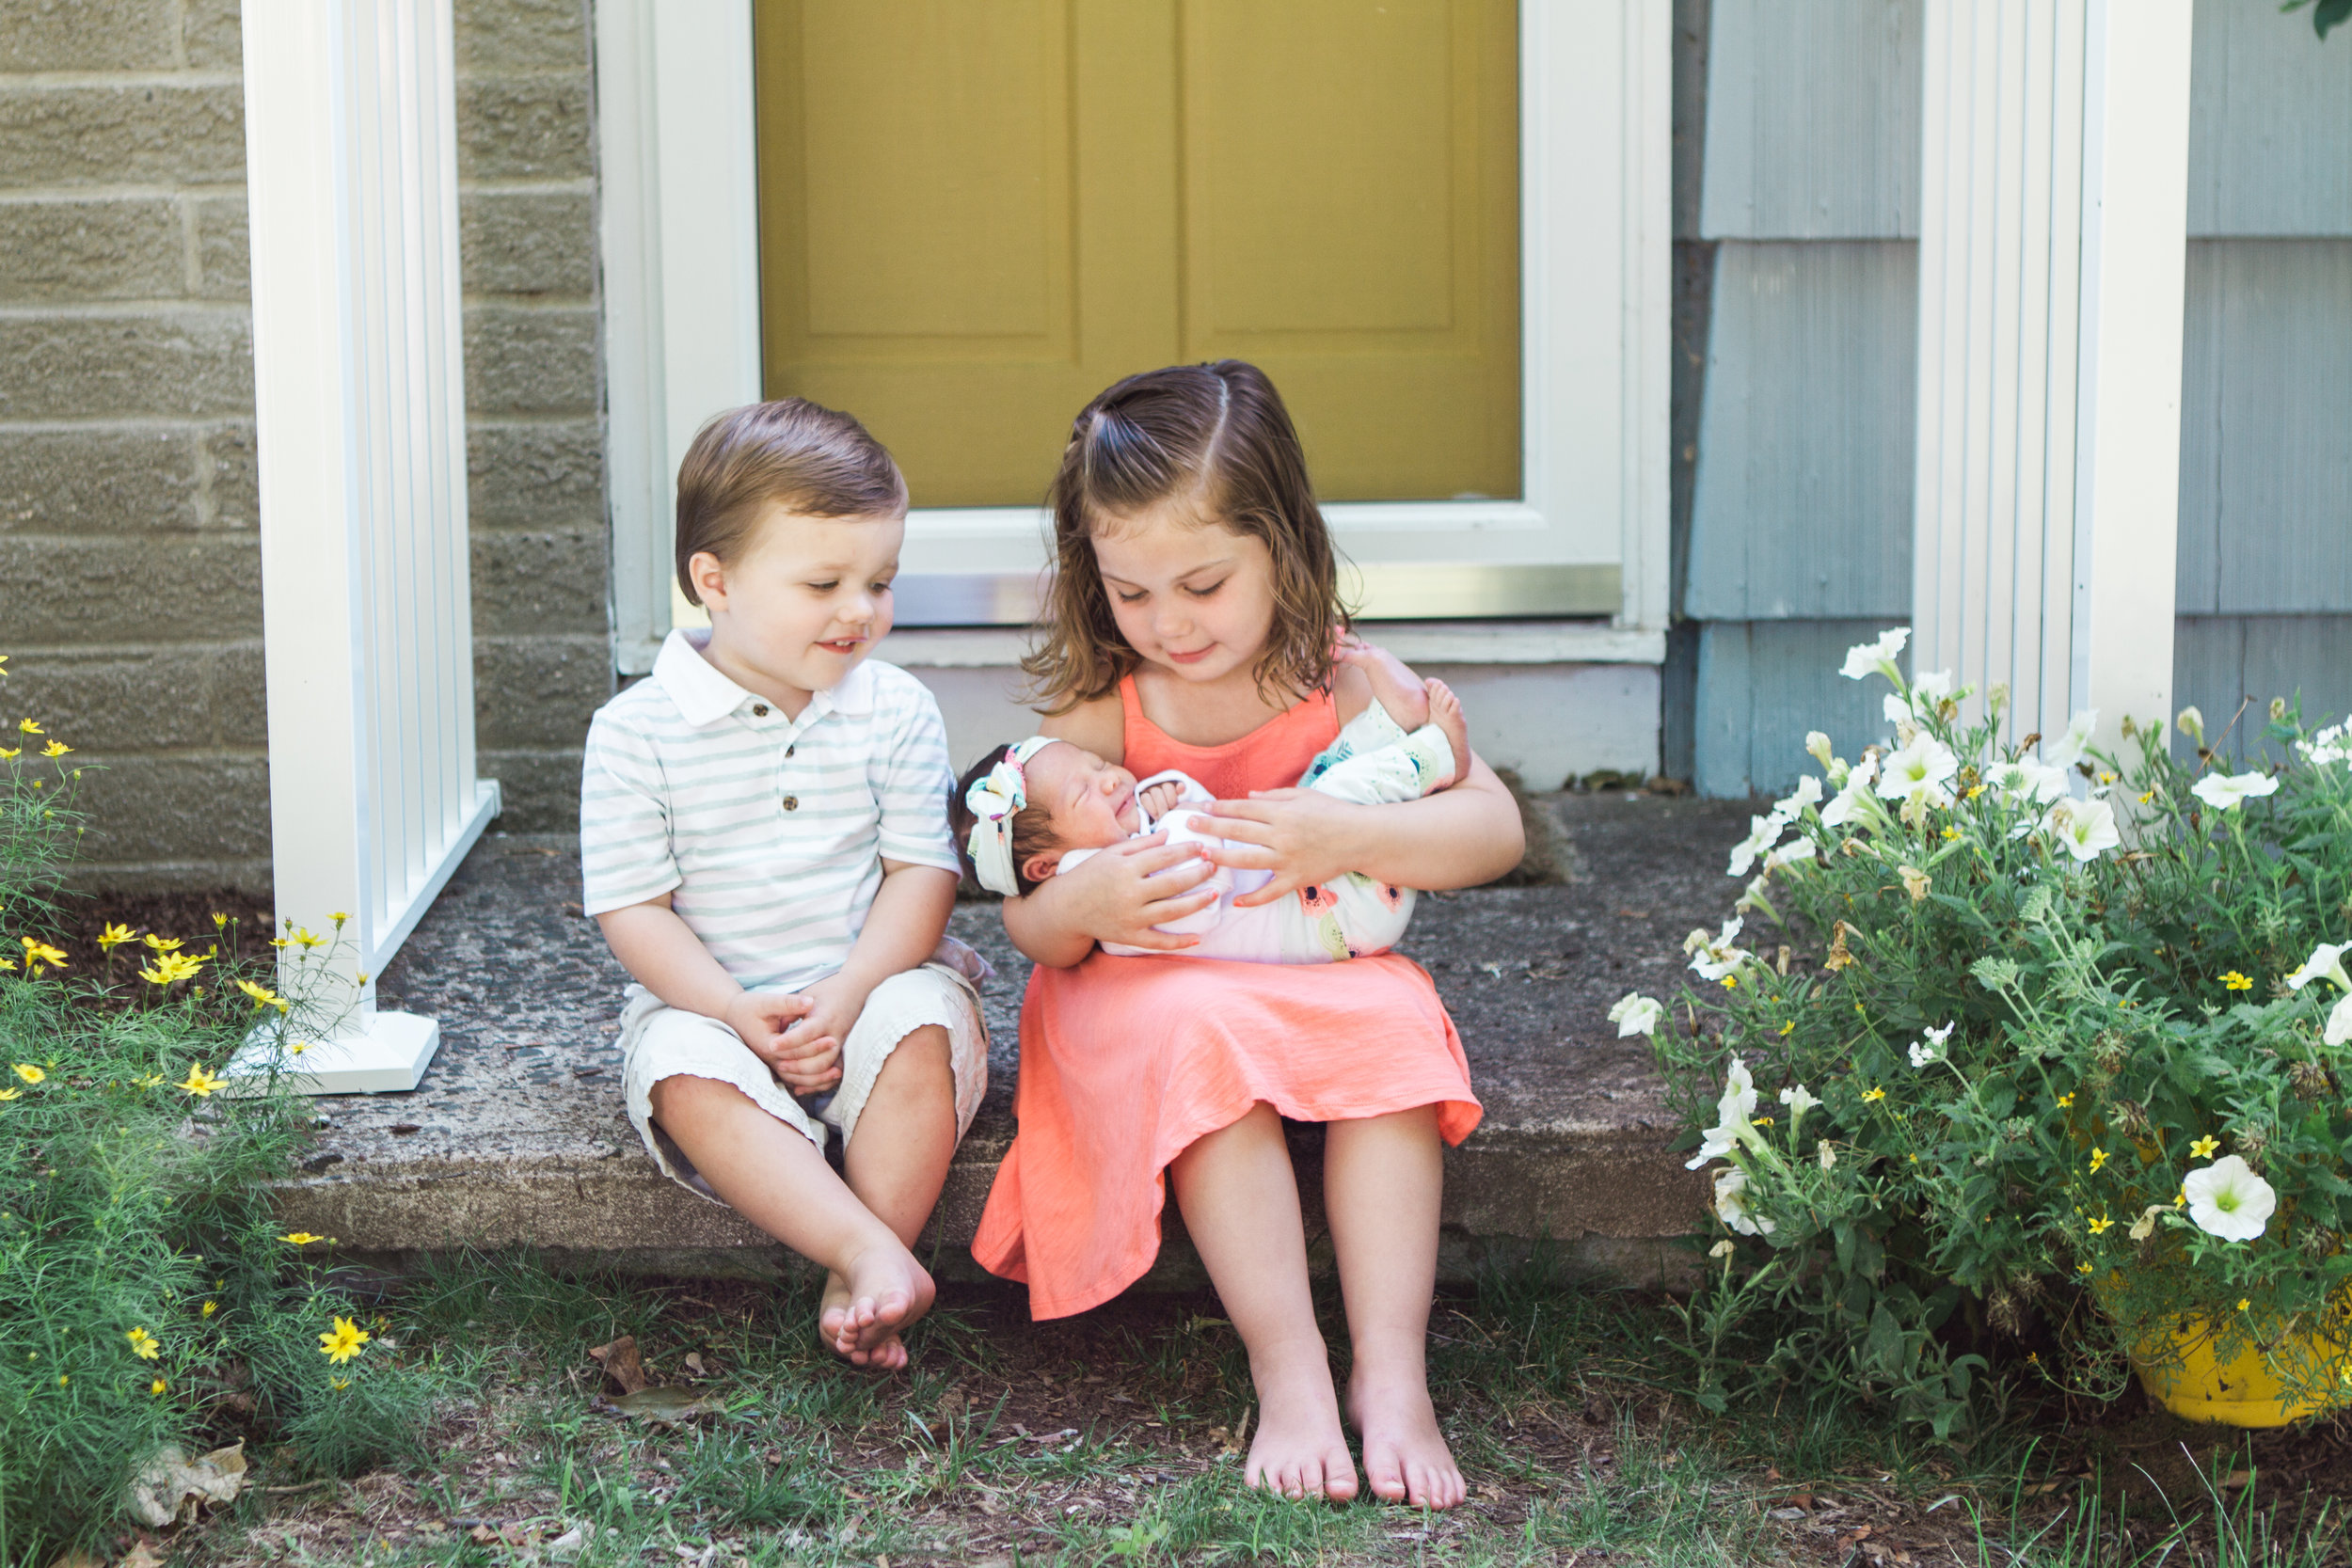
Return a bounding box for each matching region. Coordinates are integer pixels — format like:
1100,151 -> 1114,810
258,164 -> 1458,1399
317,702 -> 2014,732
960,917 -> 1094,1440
580,399 -> 985,1370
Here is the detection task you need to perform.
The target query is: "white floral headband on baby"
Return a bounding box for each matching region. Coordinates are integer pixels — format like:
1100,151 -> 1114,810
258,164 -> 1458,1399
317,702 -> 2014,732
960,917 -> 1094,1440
964,735 -> 1057,897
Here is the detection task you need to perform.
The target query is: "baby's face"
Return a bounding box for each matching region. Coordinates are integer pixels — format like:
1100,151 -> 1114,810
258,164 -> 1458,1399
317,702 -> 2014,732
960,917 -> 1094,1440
1024,740 -> 1143,850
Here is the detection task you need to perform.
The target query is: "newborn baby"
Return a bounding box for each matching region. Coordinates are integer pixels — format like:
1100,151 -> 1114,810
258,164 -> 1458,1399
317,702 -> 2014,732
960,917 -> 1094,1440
954,641 -> 1473,964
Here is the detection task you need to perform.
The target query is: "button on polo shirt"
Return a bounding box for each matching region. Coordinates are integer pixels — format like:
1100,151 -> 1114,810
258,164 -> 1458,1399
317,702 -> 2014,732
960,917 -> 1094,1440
580,627 -> 960,993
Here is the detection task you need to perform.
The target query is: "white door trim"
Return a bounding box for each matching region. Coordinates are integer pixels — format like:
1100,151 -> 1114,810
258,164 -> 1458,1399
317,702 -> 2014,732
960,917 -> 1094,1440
598,1 -> 1672,669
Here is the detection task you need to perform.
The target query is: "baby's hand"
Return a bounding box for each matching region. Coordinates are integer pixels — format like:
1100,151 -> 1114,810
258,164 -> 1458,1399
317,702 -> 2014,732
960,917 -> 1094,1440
1138,779 -> 1186,820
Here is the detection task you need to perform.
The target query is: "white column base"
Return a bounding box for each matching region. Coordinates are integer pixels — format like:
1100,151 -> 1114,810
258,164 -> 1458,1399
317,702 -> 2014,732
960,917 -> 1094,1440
223,1011 -> 441,1096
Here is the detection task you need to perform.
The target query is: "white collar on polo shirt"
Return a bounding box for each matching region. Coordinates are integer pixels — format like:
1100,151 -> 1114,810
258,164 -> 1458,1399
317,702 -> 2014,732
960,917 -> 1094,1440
651,626 -> 877,729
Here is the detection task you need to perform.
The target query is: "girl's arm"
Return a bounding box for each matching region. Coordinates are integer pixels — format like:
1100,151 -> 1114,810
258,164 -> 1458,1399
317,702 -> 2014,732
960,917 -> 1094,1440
997,690 -> 1220,967
1198,753 -> 1526,906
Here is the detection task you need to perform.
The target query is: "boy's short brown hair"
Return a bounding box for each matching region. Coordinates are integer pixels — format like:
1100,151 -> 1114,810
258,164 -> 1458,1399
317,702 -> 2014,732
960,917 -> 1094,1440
673,398 -> 909,606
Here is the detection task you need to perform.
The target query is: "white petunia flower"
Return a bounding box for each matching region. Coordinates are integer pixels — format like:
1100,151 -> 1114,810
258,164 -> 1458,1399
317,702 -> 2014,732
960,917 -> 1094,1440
1608,992 -> 1664,1038
2296,722 -> 2348,767
2043,797 -> 2121,862
1820,755 -> 1879,828
2182,1155 -> 2276,1243
2285,942 -> 2351,993
1686,1056 -> 1761,1170
1727,813 -> 1787,878
1684,916 -> 1752,981
1774,775 -> 1824,819
1712,1165 -> 1775,1237
2175,705 -> 2206,746
1806,731 -> 1834,768
1877,734 -> 1960,803
1838,627 -> 1911,683
2190,770 -> 2280,812
2044,709 -> 2100,770
2327,994 -> 2352,1048
1763,836 -> 1818,873
1988,757 -> 2072,805
1778,1085 -> 1820,1136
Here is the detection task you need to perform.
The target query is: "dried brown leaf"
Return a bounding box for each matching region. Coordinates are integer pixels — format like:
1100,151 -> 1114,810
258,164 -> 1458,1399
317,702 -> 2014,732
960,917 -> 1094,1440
126,1439 -> 246,1528
588,1335 -> 648,1395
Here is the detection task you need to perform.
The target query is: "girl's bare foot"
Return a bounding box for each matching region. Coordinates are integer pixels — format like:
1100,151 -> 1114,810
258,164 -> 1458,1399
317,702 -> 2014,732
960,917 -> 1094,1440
1425,678 -> 1471,788
1244,1346 -> 1360,1503
1335,638 -> 1431,731
821,1241 -> 933,1370
1347,1366 -> 1465,1509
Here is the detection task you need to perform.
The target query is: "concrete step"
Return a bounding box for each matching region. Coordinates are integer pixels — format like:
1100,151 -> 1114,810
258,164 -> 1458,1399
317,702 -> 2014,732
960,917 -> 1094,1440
279,793 -> 1752,1290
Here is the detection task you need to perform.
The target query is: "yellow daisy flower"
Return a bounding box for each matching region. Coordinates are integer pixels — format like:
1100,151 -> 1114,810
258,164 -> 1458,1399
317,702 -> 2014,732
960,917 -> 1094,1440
11,1064 -> 43,1085
2090,1148 -> 2108,1173
279,1232 -> 326,1245
40,740 -> 68,758
2088,1215 -> 2113,1235
124,1327 -> 160,1360
95,923 -> 135,952
318,1316 -> 371,1364
2189,1135 -> 2220,1159
2220,972 -> 2253,991
1862,1086 -> 1886,1102
176,1064 -> 225,1097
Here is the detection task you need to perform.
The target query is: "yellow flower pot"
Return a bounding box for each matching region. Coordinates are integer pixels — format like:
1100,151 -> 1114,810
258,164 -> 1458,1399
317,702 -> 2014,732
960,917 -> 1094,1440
2131,1316 -> 2346,1428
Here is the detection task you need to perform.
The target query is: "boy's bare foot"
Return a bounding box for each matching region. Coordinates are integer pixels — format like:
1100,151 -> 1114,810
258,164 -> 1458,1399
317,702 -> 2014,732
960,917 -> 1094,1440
1336,638 -> 1431,731
1425,678 -> 1471,789
1244,1350 -> 1360,1503
820,1241 -> 933,1370
1347,1366 -> 1465,1509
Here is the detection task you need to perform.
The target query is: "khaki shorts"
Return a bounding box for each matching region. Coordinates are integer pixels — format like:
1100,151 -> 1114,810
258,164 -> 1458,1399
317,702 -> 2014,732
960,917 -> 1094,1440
618,963 -> 988,1203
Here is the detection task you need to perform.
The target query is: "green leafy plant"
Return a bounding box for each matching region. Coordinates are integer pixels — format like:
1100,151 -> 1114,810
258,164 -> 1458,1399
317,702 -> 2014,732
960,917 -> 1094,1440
1629,629 -> 2352,1435
0,668 -> 442,1565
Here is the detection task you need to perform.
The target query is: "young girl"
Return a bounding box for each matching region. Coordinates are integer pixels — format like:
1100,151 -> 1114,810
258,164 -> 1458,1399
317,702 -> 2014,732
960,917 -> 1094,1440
970,362 -> 1525,1509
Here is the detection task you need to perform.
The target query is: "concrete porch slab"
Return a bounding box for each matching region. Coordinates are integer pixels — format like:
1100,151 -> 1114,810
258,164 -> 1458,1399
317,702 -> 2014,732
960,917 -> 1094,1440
278,793 -> 1751,1291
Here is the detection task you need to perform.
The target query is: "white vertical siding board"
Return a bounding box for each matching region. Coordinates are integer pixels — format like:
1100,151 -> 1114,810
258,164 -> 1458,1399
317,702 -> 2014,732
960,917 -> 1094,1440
1975,0 -> 2029,708
2204,241 -> 2352,614
1700,0 -> 1923,240
1685,242 -> 1918,621
2186,0 -> 2352,239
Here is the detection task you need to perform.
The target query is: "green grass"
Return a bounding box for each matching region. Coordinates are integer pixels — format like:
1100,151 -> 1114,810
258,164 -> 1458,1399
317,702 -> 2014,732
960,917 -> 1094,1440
132,1248 -> 2349,1567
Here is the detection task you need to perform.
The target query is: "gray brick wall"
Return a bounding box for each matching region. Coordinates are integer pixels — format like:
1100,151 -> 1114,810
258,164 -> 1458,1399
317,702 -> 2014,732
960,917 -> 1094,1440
0,0 -> 612,892
454,0 -> 612,836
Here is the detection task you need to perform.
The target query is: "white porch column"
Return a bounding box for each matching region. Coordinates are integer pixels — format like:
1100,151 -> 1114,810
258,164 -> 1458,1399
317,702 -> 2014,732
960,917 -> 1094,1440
1913,1 -> 2195,755
236,0 -> 501,1092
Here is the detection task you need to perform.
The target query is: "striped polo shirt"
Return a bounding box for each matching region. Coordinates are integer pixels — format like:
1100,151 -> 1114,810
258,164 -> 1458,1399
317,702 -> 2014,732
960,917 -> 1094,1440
580,627 -> 960,993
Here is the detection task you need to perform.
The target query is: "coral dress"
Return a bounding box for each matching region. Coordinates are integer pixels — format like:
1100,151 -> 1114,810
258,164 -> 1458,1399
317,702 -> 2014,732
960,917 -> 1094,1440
970,675 -> 1483,1318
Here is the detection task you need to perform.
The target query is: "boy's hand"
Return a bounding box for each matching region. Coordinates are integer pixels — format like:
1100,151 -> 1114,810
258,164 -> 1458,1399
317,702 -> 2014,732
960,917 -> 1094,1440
767,972 -> 875,1093
723,990 -> 842,1094
1056,828 -> 1218,950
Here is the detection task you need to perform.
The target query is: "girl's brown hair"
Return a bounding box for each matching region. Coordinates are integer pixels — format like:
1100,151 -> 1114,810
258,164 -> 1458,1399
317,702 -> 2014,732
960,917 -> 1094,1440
673,398 -> 908,606
1022,360 -> 1349,712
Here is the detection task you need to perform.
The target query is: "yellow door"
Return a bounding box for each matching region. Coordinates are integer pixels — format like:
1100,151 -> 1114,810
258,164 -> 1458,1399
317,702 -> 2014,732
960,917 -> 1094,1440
754,0 -> 1518,508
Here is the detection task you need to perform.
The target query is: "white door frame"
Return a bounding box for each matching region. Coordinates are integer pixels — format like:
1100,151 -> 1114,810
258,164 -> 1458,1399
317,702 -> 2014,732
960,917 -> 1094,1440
596,0 -> 1672,670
